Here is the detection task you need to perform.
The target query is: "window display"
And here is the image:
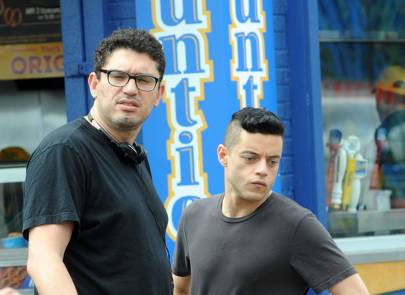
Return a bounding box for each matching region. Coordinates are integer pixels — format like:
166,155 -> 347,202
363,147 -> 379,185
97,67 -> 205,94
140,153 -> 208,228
0,80 -> 66,241
318,0 -> 405,237
0,80 -> 65,294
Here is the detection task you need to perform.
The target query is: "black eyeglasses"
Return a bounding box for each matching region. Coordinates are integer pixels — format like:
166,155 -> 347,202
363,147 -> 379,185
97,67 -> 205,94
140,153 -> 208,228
99,69 -> 161,92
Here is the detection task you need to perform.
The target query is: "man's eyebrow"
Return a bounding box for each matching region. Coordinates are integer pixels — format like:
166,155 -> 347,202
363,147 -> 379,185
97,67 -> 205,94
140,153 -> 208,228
240,151 -> 281,159
268,155 -> 281,159
240,150 -> 258,155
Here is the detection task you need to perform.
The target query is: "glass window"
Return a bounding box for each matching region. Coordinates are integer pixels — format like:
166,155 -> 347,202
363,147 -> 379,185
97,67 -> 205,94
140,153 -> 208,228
318,0 -> 405,238
0,79 -> 66,249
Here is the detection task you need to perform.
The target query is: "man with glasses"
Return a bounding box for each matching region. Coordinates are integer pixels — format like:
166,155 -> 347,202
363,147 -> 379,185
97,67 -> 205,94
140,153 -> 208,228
23,29 -> 173,295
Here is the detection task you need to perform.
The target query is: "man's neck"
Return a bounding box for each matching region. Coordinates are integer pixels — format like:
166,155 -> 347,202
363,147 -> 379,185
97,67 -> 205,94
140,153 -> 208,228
221,191 -> 272,218
87,112 -> 139,144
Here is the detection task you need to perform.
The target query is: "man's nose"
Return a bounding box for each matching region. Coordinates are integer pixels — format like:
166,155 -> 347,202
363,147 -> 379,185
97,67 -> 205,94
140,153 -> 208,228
123,78 -> 139,94
255,159 -> 268,176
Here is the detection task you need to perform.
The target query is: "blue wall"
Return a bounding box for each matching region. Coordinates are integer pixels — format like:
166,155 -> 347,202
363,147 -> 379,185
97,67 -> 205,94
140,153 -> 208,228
273,0 -> 294,198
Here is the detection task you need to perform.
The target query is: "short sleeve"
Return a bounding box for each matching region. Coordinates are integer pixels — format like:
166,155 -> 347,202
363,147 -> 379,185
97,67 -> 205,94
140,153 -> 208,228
172,210 -> 191,277
23,143 -> 87,240
290,214 -> 356,293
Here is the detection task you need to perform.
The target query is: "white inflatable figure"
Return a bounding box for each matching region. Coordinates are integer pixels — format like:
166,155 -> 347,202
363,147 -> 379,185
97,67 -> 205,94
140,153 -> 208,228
330,138 -> 347,210
348,154 -> 368,212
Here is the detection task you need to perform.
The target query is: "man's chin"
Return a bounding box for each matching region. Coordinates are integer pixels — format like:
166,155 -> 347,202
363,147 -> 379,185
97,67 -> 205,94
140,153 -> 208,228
244,191 -> 269,203
113,117 -> 138,131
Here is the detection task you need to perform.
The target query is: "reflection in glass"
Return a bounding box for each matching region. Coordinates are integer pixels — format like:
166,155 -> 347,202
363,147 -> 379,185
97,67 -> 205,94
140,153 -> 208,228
318,0 -> 405,238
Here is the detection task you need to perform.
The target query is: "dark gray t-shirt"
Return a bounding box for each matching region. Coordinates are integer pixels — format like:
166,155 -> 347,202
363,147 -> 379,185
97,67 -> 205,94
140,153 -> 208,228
173,193 -> 355,295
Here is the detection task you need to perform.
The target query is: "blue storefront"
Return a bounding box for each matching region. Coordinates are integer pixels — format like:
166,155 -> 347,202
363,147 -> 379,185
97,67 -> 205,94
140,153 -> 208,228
60,1 -> 405,294
0,1 -> 403,294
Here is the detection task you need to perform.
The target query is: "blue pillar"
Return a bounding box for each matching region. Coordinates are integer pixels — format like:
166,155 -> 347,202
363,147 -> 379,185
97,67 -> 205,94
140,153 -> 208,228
61,0 -> 108,121
287,0 -> 327,224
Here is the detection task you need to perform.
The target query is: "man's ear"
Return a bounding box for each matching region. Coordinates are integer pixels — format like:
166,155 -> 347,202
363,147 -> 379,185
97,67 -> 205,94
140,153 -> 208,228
217,144 -> 228,167
153,80 -> 165,107
88,72 -> 99,99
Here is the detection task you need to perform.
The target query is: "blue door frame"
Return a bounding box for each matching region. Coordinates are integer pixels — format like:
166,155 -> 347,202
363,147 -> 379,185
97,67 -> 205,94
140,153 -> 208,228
286,0 -> 327,225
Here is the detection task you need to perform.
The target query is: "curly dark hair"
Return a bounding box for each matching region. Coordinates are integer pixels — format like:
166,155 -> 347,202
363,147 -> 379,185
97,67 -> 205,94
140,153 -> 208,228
93,28 -> 166,79
224,107 -> 284,148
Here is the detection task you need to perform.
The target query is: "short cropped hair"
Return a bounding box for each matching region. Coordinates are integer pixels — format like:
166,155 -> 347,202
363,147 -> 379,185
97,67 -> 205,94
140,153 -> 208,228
224,107 -> 284,148
93,28 -> 166,79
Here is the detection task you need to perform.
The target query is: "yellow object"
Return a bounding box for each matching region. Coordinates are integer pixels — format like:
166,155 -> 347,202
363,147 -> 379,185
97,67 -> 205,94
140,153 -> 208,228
342,157 -> 356,209
375,65 -> 405,96
355,260 -> 405,294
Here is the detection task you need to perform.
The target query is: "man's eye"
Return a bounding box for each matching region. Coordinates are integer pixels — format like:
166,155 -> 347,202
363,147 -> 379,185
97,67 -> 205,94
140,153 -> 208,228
110,72 -> 127,80
242,155 -> 254,161
269,159 -> 279,167
137,75 -> 155,84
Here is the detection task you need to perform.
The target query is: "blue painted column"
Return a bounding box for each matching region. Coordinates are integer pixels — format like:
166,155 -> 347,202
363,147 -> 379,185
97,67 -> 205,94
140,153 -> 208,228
60,0 -> 88,120
287,0 -> 327,223
61,0 -> 108,121
287,1 -> 328,295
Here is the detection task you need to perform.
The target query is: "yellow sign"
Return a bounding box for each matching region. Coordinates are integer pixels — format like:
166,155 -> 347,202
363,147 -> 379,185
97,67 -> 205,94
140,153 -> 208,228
0,42 -> 63,80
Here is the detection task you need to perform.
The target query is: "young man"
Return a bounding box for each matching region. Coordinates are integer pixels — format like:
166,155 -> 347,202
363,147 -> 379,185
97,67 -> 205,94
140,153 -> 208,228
172,107 -> 369,294
23,29 -> 173,294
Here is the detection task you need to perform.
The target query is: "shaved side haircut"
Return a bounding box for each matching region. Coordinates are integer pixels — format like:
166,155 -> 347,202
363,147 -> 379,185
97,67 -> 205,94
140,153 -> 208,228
224,107 -> 284,149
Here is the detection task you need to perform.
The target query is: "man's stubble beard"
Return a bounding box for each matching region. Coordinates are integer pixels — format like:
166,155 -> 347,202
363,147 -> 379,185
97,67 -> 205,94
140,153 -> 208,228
110,116 -> 139,132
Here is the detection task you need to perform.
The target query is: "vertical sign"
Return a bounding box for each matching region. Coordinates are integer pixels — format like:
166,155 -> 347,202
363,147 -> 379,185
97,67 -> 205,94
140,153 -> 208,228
136,0 -> 277,253
150,0 -> 213,242
230,0 -> 268,107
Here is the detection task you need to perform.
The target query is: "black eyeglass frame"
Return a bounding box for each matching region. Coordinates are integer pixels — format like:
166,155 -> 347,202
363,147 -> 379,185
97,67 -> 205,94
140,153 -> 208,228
99,69 -> 161,92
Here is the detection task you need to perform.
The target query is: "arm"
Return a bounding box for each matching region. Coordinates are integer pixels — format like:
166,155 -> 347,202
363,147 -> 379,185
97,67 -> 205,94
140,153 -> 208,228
173,274 -> 191,295
27,222 -> 77,295
330,273 -> 369,295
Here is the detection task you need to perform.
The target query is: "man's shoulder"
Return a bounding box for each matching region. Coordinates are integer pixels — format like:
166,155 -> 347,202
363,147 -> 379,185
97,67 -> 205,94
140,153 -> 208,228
186,195 -> 219,209
45,117 -> 85,139
270,192 -> 313,219
36,118 -> 87,150
178,196 -> 219,233
182,195 -> 219,217
28,118 -> 90,164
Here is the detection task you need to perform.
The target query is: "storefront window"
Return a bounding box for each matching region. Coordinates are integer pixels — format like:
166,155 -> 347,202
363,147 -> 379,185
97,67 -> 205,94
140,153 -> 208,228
0,80 -> 66,222
0,2 -> 64,291
0,79 -> 65,272
318,0 -> 405,238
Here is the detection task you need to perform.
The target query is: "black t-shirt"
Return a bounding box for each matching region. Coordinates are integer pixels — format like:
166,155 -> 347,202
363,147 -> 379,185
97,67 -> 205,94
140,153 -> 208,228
23,118 -> 173,295
173,193 -> 356,294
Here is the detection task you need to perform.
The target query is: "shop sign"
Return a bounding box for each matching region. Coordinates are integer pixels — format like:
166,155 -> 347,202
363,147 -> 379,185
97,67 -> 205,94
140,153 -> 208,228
0,42 -> 63,79
0,0 -> 63,79
136,0 -> 278,253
